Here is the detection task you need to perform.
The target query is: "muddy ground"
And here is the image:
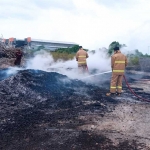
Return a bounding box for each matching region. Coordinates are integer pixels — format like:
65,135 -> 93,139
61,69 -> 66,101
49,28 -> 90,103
0,68 -> 150,150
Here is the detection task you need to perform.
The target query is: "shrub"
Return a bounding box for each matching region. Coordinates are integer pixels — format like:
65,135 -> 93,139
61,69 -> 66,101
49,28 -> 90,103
129,56 -> 139,65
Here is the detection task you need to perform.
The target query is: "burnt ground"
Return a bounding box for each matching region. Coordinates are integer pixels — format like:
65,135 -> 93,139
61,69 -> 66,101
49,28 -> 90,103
0,69 -> 150,150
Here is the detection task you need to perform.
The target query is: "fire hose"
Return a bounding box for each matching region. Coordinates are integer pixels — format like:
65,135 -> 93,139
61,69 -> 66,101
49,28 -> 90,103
123,75 -> 150,102
82,71 -> 150,102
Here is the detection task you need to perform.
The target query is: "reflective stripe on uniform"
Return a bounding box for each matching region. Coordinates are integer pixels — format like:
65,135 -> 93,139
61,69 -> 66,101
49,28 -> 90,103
110,86 -> 116,89
113,70 -> 124,72
78,61 -> 86,64
115,61 -> 125,63
78,56 -> 86,58
117,86 -> 122,89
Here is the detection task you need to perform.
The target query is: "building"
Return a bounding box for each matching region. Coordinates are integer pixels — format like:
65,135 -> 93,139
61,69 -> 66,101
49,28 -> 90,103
3,37 -> 78,51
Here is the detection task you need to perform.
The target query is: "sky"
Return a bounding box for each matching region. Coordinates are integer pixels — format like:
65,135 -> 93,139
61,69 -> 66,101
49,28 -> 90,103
0,0 -> 150,53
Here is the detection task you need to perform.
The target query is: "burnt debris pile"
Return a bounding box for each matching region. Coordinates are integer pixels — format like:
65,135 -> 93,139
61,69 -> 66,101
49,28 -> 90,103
0,69 -> 111,102
0,69 -> 149,150
0,43 -> 16,59
0,43 -> 18,69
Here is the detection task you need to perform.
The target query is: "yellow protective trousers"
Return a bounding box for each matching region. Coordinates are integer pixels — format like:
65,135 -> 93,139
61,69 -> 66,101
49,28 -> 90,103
110,74 -> 123,93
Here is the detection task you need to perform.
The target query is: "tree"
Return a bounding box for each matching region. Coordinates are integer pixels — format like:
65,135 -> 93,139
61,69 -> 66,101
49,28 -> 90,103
55,45 -> 88,54
134,49 -> 143,57
108,41 -> 126,56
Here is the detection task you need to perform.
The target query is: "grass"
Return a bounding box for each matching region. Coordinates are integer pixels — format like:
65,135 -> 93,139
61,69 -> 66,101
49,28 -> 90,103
50,52 -> 75,61
128,56 -> 139,66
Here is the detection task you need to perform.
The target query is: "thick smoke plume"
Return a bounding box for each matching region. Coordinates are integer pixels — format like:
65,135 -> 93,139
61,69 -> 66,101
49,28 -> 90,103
3,48 -> 145,83
26,49 -> 111,80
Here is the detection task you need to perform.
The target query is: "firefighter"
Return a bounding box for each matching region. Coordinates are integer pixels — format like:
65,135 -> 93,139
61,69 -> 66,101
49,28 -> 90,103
14,49 -> 23,66
106,47 -> 128,96
76,46 -> 89,73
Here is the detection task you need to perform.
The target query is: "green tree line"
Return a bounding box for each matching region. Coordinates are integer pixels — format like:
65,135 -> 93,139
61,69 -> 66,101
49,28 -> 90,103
108,41 -> 150,65
24,41 -> 150,64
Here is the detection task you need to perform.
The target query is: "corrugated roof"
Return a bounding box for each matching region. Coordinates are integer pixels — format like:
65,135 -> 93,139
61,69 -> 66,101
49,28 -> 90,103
16,38 -> 78,45
31,39 -> 77,45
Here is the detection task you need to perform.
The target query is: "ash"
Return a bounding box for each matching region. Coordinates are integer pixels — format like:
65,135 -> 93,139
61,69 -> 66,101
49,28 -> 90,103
0,69 -> 150,150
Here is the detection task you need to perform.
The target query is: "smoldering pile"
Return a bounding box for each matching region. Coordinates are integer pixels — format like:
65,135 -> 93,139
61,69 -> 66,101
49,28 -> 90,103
0,69 -> 149,150
0,43 -> 18,69
0,43 -> 17,59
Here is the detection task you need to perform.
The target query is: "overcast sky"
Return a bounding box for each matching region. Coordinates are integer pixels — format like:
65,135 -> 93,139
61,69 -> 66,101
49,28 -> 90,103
0,0 -> 150,53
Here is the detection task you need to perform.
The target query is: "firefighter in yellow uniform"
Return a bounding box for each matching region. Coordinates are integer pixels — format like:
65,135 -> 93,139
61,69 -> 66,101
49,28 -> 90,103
106,47 -> 128,96
76,46 -> 89,73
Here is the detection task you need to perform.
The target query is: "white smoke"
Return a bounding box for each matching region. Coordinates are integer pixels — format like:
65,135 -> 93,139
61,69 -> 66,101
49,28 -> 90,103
26,49 -> 111,80
4,47 -> 137,83
26,50 -> 54,71
88,48 -> 111,71
5,67 -> 24,76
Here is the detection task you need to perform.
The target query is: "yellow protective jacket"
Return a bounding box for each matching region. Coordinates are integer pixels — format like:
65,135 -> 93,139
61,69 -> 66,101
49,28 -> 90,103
111,50 -> 128,75
76,50 -> 88,66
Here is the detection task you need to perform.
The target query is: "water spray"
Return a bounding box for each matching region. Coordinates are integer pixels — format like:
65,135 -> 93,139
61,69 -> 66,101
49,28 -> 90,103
81,70 -> 112,79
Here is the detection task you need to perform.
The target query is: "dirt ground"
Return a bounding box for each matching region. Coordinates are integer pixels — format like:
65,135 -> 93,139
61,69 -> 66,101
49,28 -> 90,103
0,69 -> 150,150
79,101 -> 150,148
